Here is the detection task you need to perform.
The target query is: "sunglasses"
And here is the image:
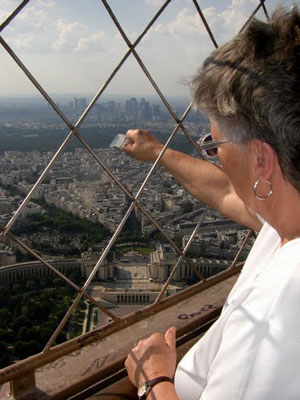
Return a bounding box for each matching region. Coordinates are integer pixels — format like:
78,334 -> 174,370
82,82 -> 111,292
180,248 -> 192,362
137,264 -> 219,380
197,133 -> 229,161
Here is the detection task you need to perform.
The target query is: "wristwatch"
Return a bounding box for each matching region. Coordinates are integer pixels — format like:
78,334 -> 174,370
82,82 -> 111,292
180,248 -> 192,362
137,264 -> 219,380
137,376 -> 173,400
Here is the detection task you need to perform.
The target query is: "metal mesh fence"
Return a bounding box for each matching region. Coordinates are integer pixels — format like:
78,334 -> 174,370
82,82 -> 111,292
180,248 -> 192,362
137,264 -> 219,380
0,0 -> 268,358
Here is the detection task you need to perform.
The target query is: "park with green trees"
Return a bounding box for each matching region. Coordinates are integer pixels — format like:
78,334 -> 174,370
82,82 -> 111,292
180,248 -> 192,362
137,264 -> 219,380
0,269 -> 86,368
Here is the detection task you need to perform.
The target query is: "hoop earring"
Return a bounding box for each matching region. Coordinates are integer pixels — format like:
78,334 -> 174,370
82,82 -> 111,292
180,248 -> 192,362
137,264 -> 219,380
253,178 -> 273,200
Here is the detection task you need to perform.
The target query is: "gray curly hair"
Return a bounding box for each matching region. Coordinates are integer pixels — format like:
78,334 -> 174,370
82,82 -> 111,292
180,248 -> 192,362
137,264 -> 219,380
191,6 -> 300,191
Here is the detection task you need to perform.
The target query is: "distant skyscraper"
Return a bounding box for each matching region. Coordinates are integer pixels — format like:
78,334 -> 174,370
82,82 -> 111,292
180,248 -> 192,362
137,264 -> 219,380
73,97 -> 79,114
107,101 -> 116,121
152,104 -> 161,120
125,98 -> 138,121
78,98 -> 87,114
139,98 -> 151,121
72,97 -> 87,115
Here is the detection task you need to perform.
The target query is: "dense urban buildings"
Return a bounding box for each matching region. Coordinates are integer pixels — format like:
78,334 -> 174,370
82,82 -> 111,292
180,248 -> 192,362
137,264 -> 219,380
0,95 -> 252,339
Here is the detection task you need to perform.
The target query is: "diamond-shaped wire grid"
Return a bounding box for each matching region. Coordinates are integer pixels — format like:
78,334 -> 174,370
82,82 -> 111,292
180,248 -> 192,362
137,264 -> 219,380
0,0 -> 268,354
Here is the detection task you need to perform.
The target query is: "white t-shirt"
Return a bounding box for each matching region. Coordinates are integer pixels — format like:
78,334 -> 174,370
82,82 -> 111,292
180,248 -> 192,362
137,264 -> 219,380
175,222 -> 300,399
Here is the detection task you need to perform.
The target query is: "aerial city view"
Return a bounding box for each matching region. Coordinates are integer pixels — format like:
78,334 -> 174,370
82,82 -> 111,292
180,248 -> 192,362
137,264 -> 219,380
0,93 -> 252,366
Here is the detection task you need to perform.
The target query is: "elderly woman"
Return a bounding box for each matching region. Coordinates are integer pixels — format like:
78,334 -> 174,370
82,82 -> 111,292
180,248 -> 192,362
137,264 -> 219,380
124,6 -> 300,400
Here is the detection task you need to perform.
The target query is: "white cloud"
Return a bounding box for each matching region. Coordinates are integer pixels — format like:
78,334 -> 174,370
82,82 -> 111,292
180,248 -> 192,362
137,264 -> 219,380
1,2 -> 123,55
52,19 -> 87,51
147,0 -> 270,49
215,0 -> 264,42
147,0 -> 271,45
153,8 -> 207,36
37,0 -> 56,7
135,0 -> 272,94
0,0 -> 284,97
144,0 -> 165,7
0,0 -> 24,26
232,0 -> 246,5
73,31 -> 107,52
13,4 -> 49,30
6,33 -> 34,50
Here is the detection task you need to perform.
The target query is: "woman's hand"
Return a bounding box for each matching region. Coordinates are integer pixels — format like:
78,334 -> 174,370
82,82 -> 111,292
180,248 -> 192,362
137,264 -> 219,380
125,327 -> 177,388
124,129 -> 163,162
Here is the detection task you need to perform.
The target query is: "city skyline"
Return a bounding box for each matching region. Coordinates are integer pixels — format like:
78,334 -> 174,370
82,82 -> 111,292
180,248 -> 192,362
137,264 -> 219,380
0,0 -> 295,98
0,94 -> 205,126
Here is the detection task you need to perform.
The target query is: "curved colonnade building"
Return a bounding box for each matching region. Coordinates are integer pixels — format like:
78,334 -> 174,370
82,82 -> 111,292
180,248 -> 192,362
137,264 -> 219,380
0,253 -> 230,306
0,258 -> 114,287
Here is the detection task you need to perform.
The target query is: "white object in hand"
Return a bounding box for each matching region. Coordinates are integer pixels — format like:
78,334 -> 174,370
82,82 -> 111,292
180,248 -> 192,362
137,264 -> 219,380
109,134 -> 130,150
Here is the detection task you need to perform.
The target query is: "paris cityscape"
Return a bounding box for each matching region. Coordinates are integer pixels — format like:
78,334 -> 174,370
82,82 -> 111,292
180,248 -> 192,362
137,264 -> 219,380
0,95 -> 252,366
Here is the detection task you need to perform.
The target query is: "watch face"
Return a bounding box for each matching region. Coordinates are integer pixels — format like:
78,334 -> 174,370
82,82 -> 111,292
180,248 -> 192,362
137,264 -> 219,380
137,383 -> 147,397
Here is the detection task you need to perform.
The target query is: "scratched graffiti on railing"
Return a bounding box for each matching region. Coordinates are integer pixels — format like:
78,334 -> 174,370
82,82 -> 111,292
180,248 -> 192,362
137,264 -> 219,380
178,299 -> 225,320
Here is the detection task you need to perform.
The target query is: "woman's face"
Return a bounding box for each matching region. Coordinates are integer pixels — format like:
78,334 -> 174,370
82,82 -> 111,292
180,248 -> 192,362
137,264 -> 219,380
210,122 -> 254,207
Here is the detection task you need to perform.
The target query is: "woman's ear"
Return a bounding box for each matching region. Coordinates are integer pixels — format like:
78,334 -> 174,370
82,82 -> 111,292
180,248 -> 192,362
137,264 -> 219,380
250,140 -> 276,179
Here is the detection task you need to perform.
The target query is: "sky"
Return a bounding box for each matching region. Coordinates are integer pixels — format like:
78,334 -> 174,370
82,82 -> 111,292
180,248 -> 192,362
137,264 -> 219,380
0,0 -> 298,99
